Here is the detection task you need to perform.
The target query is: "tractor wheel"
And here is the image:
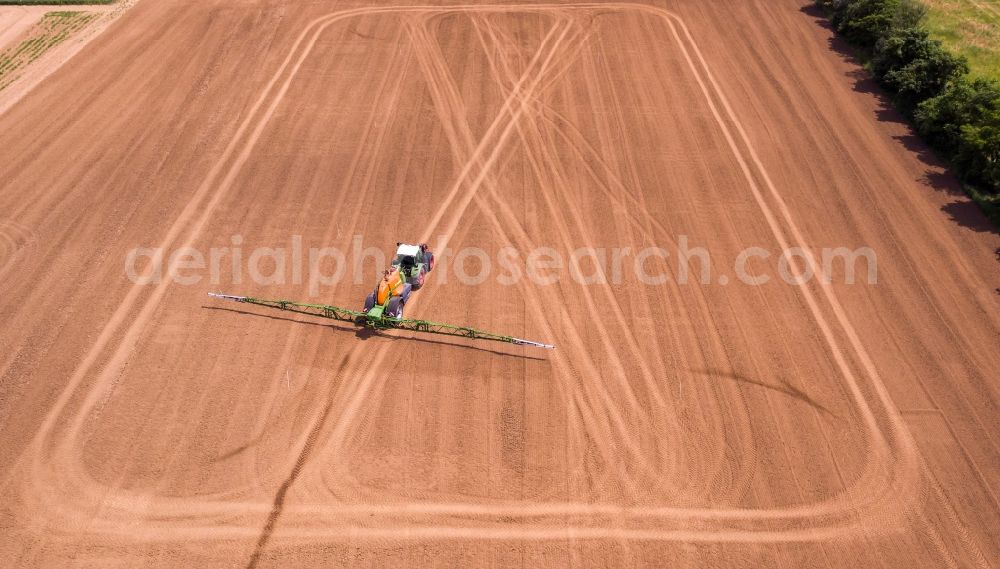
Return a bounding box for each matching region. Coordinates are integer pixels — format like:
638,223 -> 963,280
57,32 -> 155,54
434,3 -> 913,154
386,297 -> 404,319
363,292 -> 376,312
425,252 -> 435,272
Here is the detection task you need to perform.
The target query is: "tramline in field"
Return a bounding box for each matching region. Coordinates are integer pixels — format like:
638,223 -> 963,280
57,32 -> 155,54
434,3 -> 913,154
209,242 -> 555,350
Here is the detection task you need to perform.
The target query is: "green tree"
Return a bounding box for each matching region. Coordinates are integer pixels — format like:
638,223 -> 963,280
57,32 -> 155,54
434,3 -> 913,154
831,0 -> 901,48
873,28 -> 968,112
915,78 -> 1000,155
957,109 -> 1000,191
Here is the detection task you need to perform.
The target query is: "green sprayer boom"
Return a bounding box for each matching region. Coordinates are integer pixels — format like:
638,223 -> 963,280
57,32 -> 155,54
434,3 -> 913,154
208,293 -> 555,350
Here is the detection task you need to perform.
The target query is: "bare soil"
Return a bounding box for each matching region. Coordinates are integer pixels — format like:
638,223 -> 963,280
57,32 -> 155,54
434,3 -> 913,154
0,1 -> 997,567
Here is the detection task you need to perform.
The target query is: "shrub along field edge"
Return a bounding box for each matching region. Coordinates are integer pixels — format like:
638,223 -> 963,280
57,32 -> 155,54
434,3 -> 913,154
816,0 -> 1000,227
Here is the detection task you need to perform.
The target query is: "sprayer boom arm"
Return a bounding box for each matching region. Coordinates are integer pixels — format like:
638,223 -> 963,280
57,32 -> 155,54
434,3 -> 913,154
208,293 -> 555,349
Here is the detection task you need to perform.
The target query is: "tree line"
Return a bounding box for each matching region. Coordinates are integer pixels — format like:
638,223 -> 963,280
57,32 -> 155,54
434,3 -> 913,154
817,0 -> 999,223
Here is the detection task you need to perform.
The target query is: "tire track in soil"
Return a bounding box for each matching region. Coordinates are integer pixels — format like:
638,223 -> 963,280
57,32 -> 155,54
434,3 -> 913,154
8,4 -> 426,532
407,11 -> 655,502
590,19 -> 759,502
223,17 -> 415,507
11,3 -> 936,548
25,12 -> 421,544
478,13 -> 762,500
240,10 -> 581,556
469,13 -> 681,500
474,11 -> 764,503
319,12 -> 578,488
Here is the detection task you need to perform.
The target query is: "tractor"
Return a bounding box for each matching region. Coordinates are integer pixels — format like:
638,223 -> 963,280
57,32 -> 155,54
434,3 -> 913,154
359,243 -> 435,321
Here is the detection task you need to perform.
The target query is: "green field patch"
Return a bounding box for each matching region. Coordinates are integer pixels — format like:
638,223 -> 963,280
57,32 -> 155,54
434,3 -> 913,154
924,0 -> 1000,80
0,10 -> 98,90
0,1 -> 112,5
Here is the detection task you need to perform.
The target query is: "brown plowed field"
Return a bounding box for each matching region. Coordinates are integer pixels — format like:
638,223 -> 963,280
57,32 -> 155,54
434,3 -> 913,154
1,1 -> 998,567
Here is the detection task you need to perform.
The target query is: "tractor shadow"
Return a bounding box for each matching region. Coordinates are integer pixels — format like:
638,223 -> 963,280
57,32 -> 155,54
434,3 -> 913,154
691,368 -> 841,422
202,305 -> 547,361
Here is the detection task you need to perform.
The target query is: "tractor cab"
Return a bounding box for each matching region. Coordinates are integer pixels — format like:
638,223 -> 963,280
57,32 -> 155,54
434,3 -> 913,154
396,245 -> 418,270
390,243 -> 435,289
